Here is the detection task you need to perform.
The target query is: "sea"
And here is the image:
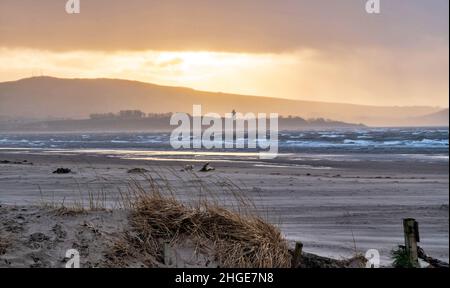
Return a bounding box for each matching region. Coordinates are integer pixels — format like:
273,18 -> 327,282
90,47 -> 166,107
0,127 -> 448,156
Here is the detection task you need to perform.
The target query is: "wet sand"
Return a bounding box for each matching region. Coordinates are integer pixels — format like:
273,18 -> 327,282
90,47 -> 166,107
0,149 -> 448,265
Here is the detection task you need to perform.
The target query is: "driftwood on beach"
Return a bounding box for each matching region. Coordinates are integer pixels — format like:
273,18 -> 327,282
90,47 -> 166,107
418,247 -> 449,268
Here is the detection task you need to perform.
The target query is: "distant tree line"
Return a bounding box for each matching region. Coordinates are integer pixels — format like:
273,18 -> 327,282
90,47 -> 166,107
89,110 -> 173,120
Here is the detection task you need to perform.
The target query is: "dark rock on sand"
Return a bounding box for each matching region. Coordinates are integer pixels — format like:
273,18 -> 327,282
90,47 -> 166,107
200,163 -> 215,172
127,168 -> 149,174
53,168 -> 72,174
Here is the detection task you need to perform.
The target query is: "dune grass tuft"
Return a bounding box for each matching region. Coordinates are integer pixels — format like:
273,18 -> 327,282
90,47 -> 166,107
391,246 -> 416,268
121,174 -> 292,268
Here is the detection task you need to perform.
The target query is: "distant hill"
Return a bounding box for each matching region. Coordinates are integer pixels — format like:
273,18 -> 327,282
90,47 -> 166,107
0,77 -> 446,127
409,109 -> 449,127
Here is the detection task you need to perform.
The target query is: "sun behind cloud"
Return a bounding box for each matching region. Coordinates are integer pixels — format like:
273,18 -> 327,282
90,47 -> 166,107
0,46 -> 448,107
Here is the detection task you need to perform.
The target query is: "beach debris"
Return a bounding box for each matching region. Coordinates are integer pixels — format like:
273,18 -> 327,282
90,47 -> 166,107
418,247 -> 449,268
199,163 -> 215,172
127,168 -> 149,174
290,243 -> 367,269
52,168 -> 72,174
294,252 -> 367,268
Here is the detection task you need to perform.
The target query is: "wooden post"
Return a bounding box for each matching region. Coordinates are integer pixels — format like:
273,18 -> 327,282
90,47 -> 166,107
403,218 -> 420,267
292,242 -> 303,268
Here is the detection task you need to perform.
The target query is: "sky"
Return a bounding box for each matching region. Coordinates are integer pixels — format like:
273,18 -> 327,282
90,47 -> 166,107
0,0 -> 448,107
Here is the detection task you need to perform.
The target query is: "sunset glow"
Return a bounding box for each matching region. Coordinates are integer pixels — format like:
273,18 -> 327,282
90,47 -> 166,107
1,47 -> 448,107
0,48 -> 299,97
0,0 -> 448,107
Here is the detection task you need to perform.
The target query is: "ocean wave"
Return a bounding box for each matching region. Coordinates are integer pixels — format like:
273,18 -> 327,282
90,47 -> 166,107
1,129 -> 448,153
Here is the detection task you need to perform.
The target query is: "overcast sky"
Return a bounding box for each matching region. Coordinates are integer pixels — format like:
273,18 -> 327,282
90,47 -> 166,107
0,0 -> 448,107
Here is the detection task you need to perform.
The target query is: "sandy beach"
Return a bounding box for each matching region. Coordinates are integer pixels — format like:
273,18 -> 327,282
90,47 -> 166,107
0,148 -> 448,267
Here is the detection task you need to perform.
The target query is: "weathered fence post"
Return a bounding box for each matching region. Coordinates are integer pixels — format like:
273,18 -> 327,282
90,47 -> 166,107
292,242 -> 303,268
403,218 -> 420,267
